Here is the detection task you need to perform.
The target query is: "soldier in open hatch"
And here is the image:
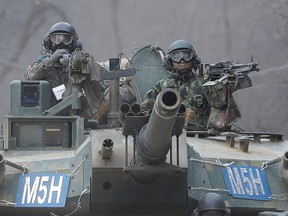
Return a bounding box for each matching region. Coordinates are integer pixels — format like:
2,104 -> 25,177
142,39 -> 210,130
25,22 -> 108,123
193,193 -> 230,216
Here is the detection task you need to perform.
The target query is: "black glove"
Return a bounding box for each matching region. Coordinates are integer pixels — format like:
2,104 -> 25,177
51,49 -> 69,64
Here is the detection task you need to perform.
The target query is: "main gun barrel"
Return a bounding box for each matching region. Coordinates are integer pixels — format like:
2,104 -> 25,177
137,88 -> 181,165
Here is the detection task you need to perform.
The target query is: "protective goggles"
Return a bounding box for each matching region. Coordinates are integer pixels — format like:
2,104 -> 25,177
50,33 -> 73,45
170,50 -> 193,63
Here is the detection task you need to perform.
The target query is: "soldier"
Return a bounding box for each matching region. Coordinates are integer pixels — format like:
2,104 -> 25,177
99,58 -> 136,105
141,40 -> 210,130
25,22 -> 108,123
25,22 -> 82,93
193,193 -> 230,216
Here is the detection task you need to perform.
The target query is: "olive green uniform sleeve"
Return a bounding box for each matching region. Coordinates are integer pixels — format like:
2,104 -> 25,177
25,55 -> 52,80
141,79 -> 165,111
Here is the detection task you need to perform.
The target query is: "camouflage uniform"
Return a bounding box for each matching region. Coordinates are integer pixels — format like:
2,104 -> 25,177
119,77 -> 137,105
202,74 -> 242,132
99,59 -> 136,105
25,54 -> 68,105
26,54 -> 68,88
142,70 -> 210,130
25,22 -> 109,123
141,40 -> 211,130
25,53 -> 109,123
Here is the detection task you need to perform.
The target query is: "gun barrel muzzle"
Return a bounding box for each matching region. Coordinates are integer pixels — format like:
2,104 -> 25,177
137,89 -> 181,164
99,139 -> 114,159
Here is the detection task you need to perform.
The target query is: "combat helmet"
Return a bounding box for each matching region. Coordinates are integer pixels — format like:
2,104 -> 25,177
194,193 -> 230,216
43,22 -> 82,52
163,39 -> 201,73
167,39 -> 195,54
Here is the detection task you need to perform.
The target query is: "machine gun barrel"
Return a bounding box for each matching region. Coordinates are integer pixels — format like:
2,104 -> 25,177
137,89 -> 181,165
71,49 -> 83,71
207,60 -> 259,77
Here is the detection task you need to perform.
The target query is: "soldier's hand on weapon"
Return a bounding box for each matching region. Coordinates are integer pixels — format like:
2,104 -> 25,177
185,108 -> 194,123
43,49 -> 70,68
51,49 -> 70,64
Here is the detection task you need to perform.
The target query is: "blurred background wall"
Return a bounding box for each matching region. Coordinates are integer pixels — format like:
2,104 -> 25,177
0,0 -> 287,137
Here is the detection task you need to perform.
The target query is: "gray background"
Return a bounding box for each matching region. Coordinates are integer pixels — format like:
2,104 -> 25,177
1,0 -> 287,138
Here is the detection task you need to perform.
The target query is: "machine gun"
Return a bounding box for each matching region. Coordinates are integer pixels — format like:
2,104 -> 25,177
67,48 -> 89,84
202,59 -> 260,133
42,48 -> 101,117
44,49 -> 136,128
60,48 -> 135,83
206,60 -> 259,77
206,59 -> 259,91
60,48 -> 102,84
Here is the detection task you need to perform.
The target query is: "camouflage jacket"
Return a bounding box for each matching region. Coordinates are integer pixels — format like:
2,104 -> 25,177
25,54 -> 69,89
25,53 -> 109,122
142,70 -> 210,130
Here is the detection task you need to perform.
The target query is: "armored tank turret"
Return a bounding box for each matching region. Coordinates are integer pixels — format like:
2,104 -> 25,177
90,88 -> 187,215
0,44 -> 287,216
0,46 -> 188,216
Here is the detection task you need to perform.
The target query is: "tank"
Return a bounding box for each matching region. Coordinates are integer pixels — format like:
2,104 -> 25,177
0,45 -> 287,216
186,60 -> 288,216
